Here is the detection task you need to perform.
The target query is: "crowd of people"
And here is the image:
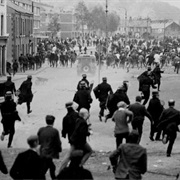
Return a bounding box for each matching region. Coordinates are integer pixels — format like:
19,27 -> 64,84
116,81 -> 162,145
1,34 -> 180,179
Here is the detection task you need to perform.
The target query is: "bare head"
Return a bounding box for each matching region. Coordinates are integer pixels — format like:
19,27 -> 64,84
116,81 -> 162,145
79,108 -> 89,120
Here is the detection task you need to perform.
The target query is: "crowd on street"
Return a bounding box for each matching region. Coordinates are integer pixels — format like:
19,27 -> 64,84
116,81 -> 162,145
1,35 -> 180,180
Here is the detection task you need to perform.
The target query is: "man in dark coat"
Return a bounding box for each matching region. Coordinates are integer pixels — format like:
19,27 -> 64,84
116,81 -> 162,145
73,81 -> 93,112
109,130 -> 147,180
156,99 -> 180,157
128,96 -> 153,143
0,91 -> 21,148
62,102 -> 79,142
10,135 -> 45,180
147,91 -> 164,141
0,151 -> 8,175
138,66 -> 157,105
152,63 -> 164,91
94,77 -> 113,121
18,75 -> 33,114
57,150 -> 93,180
12,59 -> 19,76
37,115 -> 62,179
105,86 -> 130,122
3,76 -> 16,96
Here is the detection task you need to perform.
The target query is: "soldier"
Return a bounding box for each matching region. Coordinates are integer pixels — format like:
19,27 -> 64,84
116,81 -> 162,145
0,91 -> 21,148
17,75 -> 33,114
73,81 -> 93,112
3,76 -> 16,97
138,66 -> 157,105
147,91 -> 164,141
93,77 -> 113,121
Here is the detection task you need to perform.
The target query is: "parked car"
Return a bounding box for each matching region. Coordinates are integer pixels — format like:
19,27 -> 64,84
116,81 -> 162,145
77,54 -> 97,75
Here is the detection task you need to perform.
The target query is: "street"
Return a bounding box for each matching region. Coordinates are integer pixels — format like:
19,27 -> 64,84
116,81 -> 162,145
0,61 -> 180,180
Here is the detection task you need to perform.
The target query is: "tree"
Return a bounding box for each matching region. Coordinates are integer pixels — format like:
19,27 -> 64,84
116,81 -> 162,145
74,1 -> 89,36
48,14 -> 61,37
107,12 -> 120,33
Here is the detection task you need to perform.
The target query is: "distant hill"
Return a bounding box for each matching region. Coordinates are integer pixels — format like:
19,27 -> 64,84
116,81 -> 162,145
40,0 -> 180,21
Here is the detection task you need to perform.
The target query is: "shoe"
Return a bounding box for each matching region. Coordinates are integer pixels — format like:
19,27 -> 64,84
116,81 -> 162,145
0,133 -> 4,141
149,137 -> 154,141
162,134 -> 168,144
27,110 -> 32,114
98,115 -> 102,122
166,154 -> 171,157
7,145 -> 12,148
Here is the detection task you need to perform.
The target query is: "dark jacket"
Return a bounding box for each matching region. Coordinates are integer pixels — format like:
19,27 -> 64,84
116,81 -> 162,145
10,149 -> 45,180
38,126 -> 62,159
70,117 -> 90,148
109,143 -> 147,180
129,102 -> 152,123
73,89 -> 93,111
18,79 -> 33,104
77,78 -> 90,90
107,89 -> 130,114
62,108 -> 79,142
94,82 -> 113,102
56,166 -> 93,180
147,97 -> 164,122
3,80 -> 16,95
157,107 -> 180,131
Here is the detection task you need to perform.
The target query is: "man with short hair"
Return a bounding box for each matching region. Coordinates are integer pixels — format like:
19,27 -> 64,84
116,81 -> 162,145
93,77 -> 113,121
17,75 -> 33,114
109,130 -> 147,180
38,115 -> 62,179
112,101 -> 133,148
77,74 -> 90,90
10,135 -> 45,180
129,96 -> 153,143
156,99 -> 180,157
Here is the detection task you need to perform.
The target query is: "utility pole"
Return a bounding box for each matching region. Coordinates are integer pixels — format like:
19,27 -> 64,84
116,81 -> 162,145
105,0 -> 108,55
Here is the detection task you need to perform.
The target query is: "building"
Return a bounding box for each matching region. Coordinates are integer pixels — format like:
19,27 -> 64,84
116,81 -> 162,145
7,0 -> 33,62
151,21 -> 180,38
0,0 -> 9,76
10,0 -> 43,53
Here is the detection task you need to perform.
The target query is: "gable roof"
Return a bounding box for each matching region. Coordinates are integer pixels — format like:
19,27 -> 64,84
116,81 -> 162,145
7,0 -> 33,14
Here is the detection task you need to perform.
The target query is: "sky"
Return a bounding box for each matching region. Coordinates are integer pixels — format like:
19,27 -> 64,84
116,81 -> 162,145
40,0 -> 180,9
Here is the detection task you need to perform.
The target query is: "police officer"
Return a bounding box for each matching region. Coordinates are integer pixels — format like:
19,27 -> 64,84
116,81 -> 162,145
0,91 -> 21,148
147,91 -> 164,141
77,74 -> 90,91
18,75 -> 33,114
93,77 -> 113,121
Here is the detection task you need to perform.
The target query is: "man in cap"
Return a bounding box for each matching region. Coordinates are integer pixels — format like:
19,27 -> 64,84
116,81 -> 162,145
156,99 -> 180,157
112,101 -> 133,148
3,76 -> 16,96
37,115 -> 62,179
128,95 -> 153,143
10,135 -> 45,180
73,81 -> 93,112
0,91 -> 21,148
109,130 -> 147,180
17,75 -> 33,114
137,66 -> 157,105
93,77 -> 113,121
77,74 -> 90,90
147,91 -> 164,141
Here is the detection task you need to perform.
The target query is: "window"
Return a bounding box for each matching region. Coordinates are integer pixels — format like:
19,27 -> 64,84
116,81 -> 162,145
0,0 -> 4,5
1,15 -> 3,36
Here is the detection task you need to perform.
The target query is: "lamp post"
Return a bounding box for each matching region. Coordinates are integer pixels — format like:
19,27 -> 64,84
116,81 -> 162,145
105,0 -> 108,54
119,7 -> 127,42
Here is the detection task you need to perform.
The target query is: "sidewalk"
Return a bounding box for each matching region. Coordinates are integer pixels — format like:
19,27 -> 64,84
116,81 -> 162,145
0,63 -> 48,82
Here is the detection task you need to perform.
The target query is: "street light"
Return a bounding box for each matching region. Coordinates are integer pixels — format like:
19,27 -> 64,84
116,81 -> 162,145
119,7 -> 127,42
105,0 -> 108,54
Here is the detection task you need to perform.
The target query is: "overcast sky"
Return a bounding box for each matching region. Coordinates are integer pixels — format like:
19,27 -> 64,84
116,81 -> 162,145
40,0 -> 180,9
